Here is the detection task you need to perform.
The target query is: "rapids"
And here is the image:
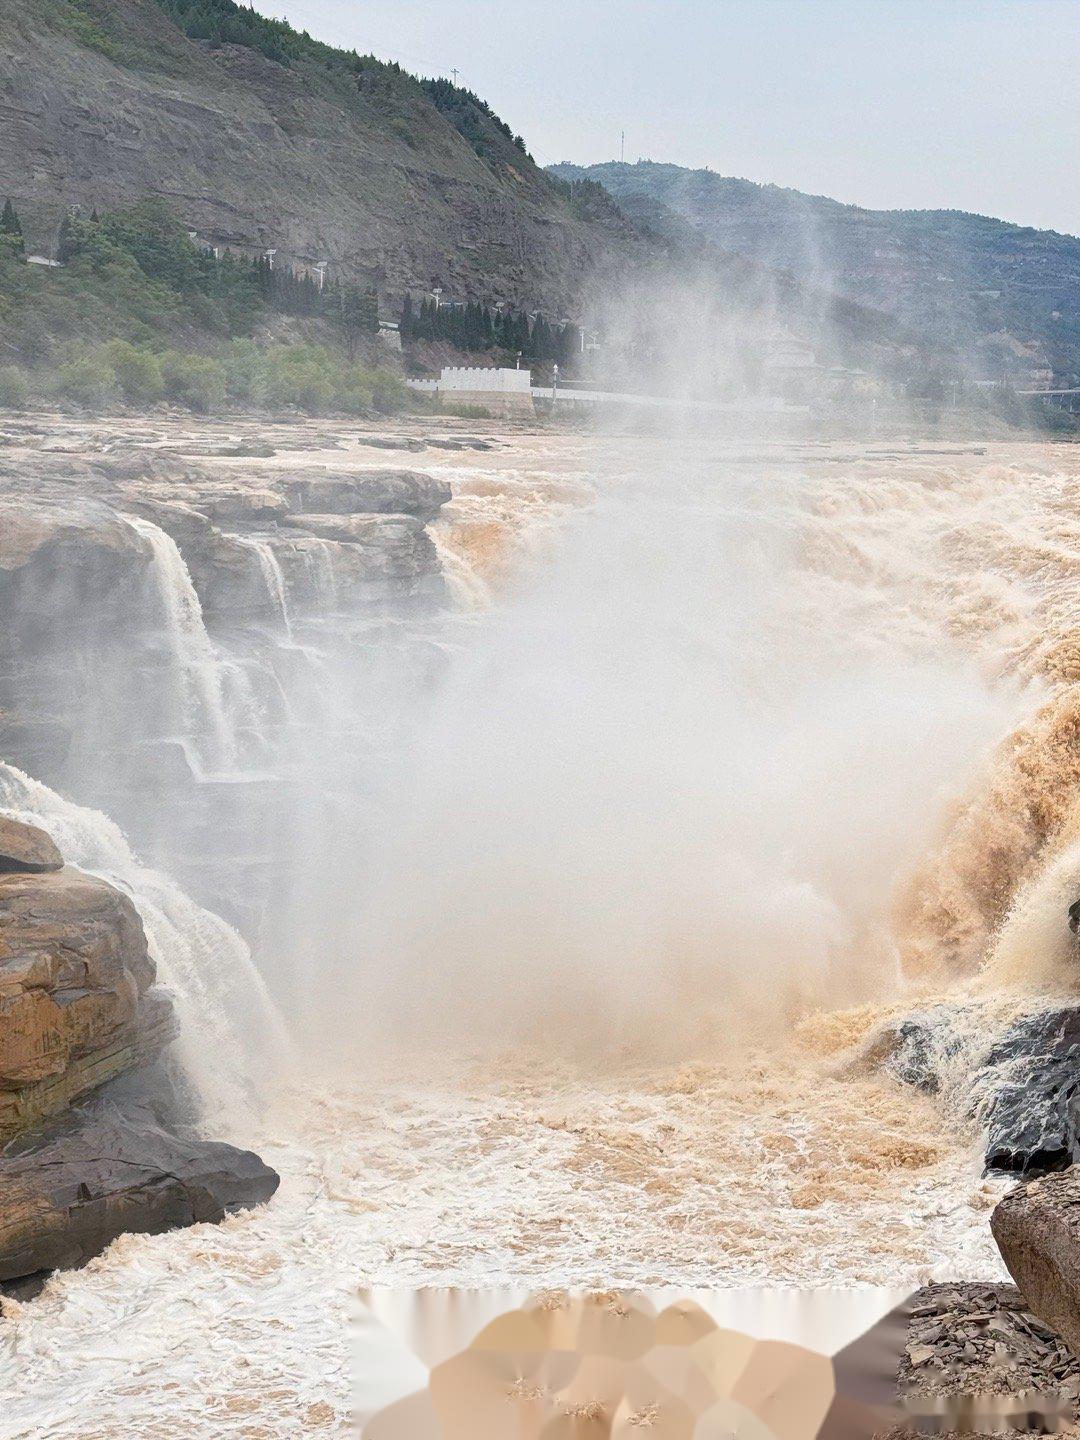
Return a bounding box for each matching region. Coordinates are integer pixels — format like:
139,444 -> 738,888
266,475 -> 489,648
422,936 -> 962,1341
3,430 -> 1080,1436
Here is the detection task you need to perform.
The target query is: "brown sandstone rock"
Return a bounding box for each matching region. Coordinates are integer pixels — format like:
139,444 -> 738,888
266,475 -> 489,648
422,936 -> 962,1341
0,866 -> 176,1136
0,496 -> 148,575
0,816 -> 63,874
992,1171 -> 1080,1360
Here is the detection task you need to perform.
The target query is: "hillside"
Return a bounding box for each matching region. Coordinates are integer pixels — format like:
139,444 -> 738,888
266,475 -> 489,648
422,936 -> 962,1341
0,0 -> 641,312
549,161 -> 1080,384
1,0 -> 1058,417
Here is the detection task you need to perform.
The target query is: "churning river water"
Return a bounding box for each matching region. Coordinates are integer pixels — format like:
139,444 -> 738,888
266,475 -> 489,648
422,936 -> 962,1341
4,428 -> 1080,1437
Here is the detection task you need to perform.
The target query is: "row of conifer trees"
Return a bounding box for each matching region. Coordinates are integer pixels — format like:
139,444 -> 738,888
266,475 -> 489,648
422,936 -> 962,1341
3,198 -> 583,365
399,294 -> 581,364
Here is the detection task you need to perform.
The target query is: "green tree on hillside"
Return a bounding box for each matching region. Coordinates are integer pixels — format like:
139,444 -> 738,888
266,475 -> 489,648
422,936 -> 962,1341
336,283 -> 379,358
1,199 -> 24,259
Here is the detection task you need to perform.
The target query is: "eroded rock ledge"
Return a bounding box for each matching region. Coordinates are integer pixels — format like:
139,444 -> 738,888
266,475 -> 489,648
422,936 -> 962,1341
0,1076 -> 278,1301
0,817 -> 279,1300
0,853 -> 172,1137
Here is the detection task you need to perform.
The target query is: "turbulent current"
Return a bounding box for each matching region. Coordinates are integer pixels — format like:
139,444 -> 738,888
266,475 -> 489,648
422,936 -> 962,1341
3,430 -> 1080,1437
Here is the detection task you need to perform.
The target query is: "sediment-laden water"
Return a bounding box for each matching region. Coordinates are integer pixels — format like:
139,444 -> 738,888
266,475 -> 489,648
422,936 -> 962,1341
3,430 -> 1080,1437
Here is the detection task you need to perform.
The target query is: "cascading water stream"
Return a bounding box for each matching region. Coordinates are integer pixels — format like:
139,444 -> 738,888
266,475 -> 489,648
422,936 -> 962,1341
123,514 -> 258,777
300,537 -> 341,613
0,762 -> 292,1131
237,533 -> 294,637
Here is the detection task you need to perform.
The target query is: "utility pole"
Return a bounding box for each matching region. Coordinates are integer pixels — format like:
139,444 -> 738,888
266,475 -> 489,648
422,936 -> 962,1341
315,260 -> 328,292
451,67 -> 459,85
620,130 -> 625,163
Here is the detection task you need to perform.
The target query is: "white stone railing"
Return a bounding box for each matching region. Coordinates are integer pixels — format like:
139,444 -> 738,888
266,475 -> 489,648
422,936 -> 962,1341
439,367 -> 532,394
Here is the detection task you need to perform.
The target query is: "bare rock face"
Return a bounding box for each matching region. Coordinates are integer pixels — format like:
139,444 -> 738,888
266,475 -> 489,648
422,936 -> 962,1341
0,0 -> 637,315
868,1004 -> 1080,1175
0,1084 -> 279,1296
0,816 -> 63,875
280,515 -> 443,602
0,496 -> 147,576
992,1171 -> 1080,1360
283,471 -> 451,519
0,495 -> 154,670
0,863 -> 177,1137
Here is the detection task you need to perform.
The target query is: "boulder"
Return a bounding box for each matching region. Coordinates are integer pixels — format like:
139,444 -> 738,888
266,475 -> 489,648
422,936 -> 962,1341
0,866 -> 177,1136
992,1171 -> 1080,1361
283,469 -> 451,519
0,816 -> 63,874
873,1005 -> 1080,1176
0,1084 -> 279,1296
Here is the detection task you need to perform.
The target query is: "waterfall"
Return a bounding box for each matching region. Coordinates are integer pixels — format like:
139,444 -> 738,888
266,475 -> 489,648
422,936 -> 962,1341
430,526 -> 492,612
299,537 -> 341,612
124,514 -> 250,776
238,534 -> 293,637
0,763 -> 292,1132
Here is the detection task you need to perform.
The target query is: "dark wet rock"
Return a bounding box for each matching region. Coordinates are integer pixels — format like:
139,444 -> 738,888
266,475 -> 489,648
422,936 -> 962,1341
878,1006 -> 1080,1176
880,1008 -> 962,1095
979,1011 -> 1080,1175
360,435 -> 427,452
283,470 -> 451,519
0,1083 -> 279,1294
993,1171 -> 1080,1363
0,816 -> 63,874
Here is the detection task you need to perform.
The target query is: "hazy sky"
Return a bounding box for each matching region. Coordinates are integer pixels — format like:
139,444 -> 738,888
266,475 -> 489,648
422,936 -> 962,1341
274,0 -> 1080,235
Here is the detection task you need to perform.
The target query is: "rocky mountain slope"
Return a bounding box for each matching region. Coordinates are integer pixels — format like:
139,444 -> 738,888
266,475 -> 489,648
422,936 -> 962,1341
0,0 -> 641,312
550,161 -> 1080,383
